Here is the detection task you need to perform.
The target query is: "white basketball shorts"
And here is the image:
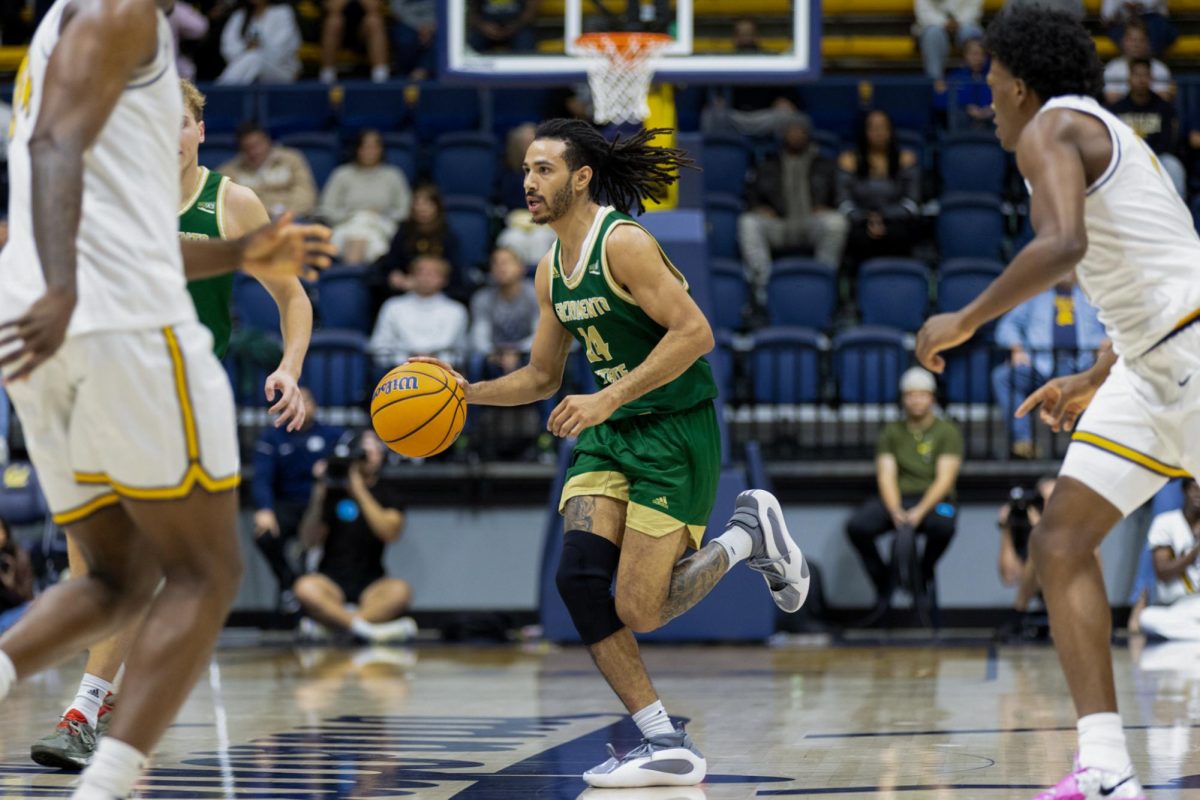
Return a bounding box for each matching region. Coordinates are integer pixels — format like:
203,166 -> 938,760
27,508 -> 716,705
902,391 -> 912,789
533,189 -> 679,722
4,321 -> 239,526
1060,325 -> 1200,517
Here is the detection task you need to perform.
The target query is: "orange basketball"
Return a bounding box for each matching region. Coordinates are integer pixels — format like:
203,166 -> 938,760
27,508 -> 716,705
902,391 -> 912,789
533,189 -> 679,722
370,361 -> 467,458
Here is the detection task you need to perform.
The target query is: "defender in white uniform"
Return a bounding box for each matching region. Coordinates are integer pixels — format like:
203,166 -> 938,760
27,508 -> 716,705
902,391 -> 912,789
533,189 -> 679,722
917,7 -> 1199,800
0,2 -> 331,798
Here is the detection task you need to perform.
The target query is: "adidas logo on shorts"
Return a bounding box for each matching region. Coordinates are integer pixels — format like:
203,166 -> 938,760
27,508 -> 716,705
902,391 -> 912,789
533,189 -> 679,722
652,496 -> 669,509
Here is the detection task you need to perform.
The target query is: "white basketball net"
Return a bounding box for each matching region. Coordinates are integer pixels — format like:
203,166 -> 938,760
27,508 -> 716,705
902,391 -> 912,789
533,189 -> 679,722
576,34 -> 671,125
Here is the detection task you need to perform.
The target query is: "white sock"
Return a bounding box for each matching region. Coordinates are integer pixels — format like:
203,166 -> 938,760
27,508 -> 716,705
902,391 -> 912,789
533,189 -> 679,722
1077,712 -> 1132,773
349,617 -> 377,640
0,649 -> 15,702
319,66 -> 337,84
70,673 -> 114,728
632,700 -> 675,739
370,64 -> 390,82
713,526 -> 754,572
74,737 -> 146,799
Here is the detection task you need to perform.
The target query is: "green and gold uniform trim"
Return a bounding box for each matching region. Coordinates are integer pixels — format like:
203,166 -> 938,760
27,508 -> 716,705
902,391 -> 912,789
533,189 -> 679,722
1071,430 -> 1190,479
558,470 -> 707,549
70,326 -> 240,502
181,167 -> 235,358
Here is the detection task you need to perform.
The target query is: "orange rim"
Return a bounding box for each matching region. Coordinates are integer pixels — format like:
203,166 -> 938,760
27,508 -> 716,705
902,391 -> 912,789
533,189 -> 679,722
575,31 -> 672,58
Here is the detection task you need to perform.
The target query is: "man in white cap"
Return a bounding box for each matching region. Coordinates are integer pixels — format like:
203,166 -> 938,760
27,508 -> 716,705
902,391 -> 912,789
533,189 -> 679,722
845,367 -> 964,622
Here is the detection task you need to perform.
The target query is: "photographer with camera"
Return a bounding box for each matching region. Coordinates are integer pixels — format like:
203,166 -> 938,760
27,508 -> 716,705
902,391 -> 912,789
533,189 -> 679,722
1132,478 -> 1200,640
998,475 -> 1056,613
0,516 -> 32,634
295,430 -> 416,643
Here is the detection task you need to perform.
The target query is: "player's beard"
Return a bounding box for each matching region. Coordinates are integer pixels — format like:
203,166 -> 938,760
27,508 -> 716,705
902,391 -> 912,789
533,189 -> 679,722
533,181 -> 576,225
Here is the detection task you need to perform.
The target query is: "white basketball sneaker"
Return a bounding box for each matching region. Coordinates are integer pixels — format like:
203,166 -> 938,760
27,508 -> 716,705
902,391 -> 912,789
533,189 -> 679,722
583,727 -> 706,788
730,490 -> 810,613
1030,762 -> 1146,800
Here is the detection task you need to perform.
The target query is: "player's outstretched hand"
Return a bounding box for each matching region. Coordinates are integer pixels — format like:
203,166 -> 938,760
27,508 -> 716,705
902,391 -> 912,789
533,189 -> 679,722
548,393 -> 619,439
0,287 -> 76,382
243,212 -> 337,281
1015,371 -> 1099,432
407,356 -> 468,389
915,311 -> 975,374
265,369 -> 305,431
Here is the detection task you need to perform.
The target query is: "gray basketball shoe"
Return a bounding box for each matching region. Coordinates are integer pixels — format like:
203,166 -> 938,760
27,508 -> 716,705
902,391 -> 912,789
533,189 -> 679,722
30,709 -> 96,770
729,489 -> 810,613
583,727 -> 707,788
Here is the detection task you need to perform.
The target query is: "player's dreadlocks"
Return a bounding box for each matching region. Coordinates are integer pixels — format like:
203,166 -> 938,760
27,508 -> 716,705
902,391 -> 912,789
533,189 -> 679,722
534,119 -> 696,215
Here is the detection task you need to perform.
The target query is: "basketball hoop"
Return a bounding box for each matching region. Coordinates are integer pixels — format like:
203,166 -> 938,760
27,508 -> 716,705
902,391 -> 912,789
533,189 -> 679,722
575,32 -> 672,126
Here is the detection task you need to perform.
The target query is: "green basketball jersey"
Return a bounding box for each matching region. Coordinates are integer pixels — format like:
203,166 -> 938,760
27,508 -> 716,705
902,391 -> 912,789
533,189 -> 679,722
550,206 -> 717,420
179,167 -> 233,358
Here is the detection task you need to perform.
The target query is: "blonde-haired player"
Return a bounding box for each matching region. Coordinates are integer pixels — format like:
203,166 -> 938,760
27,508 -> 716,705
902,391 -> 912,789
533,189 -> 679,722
29,77 -> 316,771
0,1 -> 333,799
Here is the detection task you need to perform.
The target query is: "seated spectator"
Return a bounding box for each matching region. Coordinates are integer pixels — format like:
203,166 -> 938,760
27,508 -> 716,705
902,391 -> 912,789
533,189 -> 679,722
496,209 -> 556,269
846,368 -> 963,623
252,388 -> 344,611
391,0 -> 437,80
997,475 -> 1055,613
217,0 -> 301,85
915,0 -> 983,83
837,110 -> 921,271
991,275 -> 1106,459
370,255 -> 468,369
170,1 -> 209,80
1135,479 -> 1200,640
0,516 -> 33,635
219,122 -> 317,218
1103,22 -> 1174,104
499,123 -> 537,211
468,0 -> 537,54
320,0 -> 390,84
937,36 -> 993,130
1109,58 -> 1186,196
296,431 -> 416,643
738,115 -> 847,309
319,130 -> 412,265
1003,0 -> 1082,18
470,247 -> 538,378
701,19 -> 802,137
1103,0 -> 1175,58
371,184 -> 458,309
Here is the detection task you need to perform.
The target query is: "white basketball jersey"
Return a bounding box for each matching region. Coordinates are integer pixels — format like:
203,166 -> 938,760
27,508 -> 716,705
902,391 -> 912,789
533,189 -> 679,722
0,0 -> 195,336
1034,96 -> 1200,359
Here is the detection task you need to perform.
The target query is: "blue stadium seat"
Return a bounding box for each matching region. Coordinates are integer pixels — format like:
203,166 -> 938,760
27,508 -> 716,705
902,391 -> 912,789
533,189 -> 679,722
811,129 -> 843,160
711,329 -> 737,407
261,85 -> 334,136
278,132 -> 339,189
701,133 -> 752,197
869,79 -> 935,135
833,326 -> 908,403
943,341 -> 996,403
797,83 -> 860,139
894,129 -> 929,172
433,132 -> 498,201
301,330 -> 371,407
708,259 -> 748,332
940,132 -> 1007,196
674,85 -> 709,132
0,462 -> 47,525
195,84 -> 257,135
766,257 -> 837,331
317,266 -> 372,334
858,258 -> 930,332
937,258 -> 1003,313
751,326 -> 823,404
937,193 -> 1006,261
414,86 -> 482,142
703,193 -> 742,261
490,88 -> 550,136
339,82 -> 410,135
198,133 -> 237,171
382,132 -> 419,185
233,273 -> 280,333
444,196 -> 492,274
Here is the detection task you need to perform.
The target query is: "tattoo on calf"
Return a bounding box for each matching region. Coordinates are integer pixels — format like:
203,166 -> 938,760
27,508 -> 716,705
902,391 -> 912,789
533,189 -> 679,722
659,544 -> 729,626
564,497 -> 597,533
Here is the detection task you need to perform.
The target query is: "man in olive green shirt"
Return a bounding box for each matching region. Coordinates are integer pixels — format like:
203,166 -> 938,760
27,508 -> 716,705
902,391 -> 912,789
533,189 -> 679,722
846,367 -> 964,617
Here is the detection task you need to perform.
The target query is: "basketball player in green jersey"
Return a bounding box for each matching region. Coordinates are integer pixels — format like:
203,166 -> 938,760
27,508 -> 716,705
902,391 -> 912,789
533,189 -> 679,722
30,78 -> 314,771
414,118 -> 809,788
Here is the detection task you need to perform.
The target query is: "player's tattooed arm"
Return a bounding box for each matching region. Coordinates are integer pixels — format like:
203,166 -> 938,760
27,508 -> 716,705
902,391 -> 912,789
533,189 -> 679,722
659,545 -> 729,626
564,497 -> 596,533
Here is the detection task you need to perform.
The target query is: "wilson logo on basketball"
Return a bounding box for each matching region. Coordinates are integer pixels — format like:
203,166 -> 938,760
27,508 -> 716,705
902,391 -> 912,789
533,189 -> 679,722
373,376 -> 419,399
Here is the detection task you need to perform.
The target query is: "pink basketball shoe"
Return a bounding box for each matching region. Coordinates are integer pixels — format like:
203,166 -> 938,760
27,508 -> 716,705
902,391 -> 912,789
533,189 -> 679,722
1030,764 -> 1146,800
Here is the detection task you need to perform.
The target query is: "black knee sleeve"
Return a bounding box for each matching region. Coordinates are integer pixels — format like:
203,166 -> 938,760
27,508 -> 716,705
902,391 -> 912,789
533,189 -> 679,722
555,530 -> 623,645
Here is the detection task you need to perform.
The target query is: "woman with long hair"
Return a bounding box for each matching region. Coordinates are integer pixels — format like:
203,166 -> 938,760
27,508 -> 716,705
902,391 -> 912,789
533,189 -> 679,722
319,130 -> 412,264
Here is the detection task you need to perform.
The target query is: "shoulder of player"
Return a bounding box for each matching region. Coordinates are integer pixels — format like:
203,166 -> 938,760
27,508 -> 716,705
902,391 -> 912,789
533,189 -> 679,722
1015,108 -> 1090,167
604,220 -> 657,260
220,180 -> 269,237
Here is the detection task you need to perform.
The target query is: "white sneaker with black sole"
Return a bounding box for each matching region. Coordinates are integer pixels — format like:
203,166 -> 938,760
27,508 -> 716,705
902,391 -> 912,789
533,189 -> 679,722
730,489 -> 810,613
582,726 -> 706,788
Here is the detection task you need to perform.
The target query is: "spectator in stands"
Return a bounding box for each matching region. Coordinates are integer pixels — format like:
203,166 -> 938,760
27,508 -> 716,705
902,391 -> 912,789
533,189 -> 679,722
701,19 -> 802,137
1003,0 -> 1082,18
170,1 -> 209,80
296,430 -> 416,643
1109,58 -> 1186,196
371,183 -> 457,308
997,475 -> 1055,614
915,0 -> 983,83
217,0 -> 301,85
252,387 -> 344,611
1133,479 -> 1200,640
1103,0 -> 1175,58
319,129 -> 411,265
320,0 -> 390,84
0,517 -> 33,635
220,122 -> 317,218
846,367 -> 963,622
470,247 -> 538,378
391,0 -> 437,79
1103,22 -> 1175,104
370,255 -> 468,369
468,0 -> 537,54
991,274 -> 1106,459
738,114 -> 848,309
837,109 -> 922,270
936,36 -> 994,130
496,208 -> 556,269
499,123 -> 537,211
